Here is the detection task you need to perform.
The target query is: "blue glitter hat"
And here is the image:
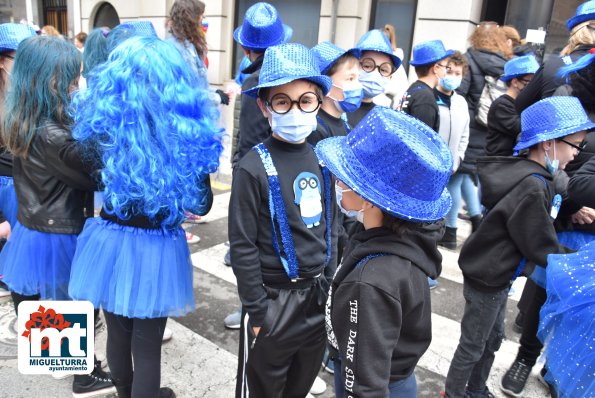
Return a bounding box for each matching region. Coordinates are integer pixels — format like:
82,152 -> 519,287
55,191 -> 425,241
234,2 -> 293,51
355,29 -> 401,69
410,39 -> 454,66
311,41 -> 361,75
116,21 -> 157,37
243,43 -> 332,98
315,107 -> 452,222
501,55 -> 540,81
514,96 -> 595,153
567,0 -> 595,31
0,23 -> 36,53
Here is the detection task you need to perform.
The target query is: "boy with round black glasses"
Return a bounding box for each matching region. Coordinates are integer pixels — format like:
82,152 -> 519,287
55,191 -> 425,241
229,42 -> 339,398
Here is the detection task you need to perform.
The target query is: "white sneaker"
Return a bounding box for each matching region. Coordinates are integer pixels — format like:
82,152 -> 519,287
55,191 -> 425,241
309,376 -> 326,395
162,326 -> 173,342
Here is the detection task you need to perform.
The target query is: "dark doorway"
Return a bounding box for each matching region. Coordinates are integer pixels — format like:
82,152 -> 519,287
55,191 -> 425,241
93,2 -> 120,29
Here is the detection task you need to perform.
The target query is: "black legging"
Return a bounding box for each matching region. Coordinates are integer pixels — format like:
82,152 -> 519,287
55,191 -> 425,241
103,311 -> 167,398
11,291 -> 40,315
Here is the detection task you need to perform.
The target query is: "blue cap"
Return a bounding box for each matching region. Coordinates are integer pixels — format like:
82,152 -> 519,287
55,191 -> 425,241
355,29 -> 401,69
234,2 -> 293,51
315,107 -> 452,222
501,55 -> 540,81
0,23 -> 36,53
410,39 -> 454,66
243,43 -> 332,98
567,1 -> 595,31
311,41 -> 361,75
514,96 -> 595,153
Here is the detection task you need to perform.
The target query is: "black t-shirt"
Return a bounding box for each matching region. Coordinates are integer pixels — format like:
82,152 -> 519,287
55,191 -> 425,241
307,109 -> 350,146
346,101 -> 376,129
401,80 -> 440,132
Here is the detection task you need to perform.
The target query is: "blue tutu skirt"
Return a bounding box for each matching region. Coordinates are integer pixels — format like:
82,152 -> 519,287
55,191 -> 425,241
538,239 -> 595,398
0,176 -> 18,226
69,217 -> 195,319
0,222 -> 76,299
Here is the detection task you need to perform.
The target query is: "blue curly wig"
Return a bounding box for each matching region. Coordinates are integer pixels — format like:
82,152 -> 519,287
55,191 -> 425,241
2,36 -> 81,157
71,35 -> 223,229
82,28 -> 110,79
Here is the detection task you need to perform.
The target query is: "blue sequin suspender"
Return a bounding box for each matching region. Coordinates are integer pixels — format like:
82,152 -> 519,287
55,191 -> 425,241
254,143 -> 332,281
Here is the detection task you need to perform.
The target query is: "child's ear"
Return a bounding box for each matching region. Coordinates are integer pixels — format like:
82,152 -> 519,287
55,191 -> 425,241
256,98 -> 271,119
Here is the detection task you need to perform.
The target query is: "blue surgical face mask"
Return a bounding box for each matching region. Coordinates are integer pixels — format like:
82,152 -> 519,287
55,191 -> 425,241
332,82 -> 363,113
358,70 -> 388,98
335,182 -> 364,223
545,142 -> 559,173
270,108 -> 318,143
439,75 -> 462,92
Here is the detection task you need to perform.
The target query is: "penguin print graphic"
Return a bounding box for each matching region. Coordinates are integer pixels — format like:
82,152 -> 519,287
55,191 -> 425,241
293,172 -> 323,228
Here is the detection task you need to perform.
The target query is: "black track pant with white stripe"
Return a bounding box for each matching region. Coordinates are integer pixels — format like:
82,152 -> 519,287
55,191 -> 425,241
235,278 -> 327,398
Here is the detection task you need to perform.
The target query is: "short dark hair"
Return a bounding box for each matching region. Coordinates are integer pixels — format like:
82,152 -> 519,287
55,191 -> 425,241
415,64 -> 433,78
325,53 -> 359,77
382,212 -> 417,235
446,51 -> 468,75
75,31 -> 87,45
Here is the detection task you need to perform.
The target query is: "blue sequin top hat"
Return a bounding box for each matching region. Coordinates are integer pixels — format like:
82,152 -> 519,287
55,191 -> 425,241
355,29 -> 401,69
234,2 -> 293,51
311,41 -> 361,75
243,43 -> 332,98
115,21 -> 157,38
0,23 -> 36,53
410,39 -> 454,66
514,96 -> 595,153
567,1 -> 595,31
315,107 -> 452,222
501,55 -> 540,81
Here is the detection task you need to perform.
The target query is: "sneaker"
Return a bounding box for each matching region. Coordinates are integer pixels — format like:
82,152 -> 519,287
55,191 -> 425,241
184,212 -> 207,224
309,376 -> 326,395
464,386 -> 495,398
162,326 -> 173,342
185,231 -> 200,244
224,309 -> 241,329
159,387 -> 176,398
223,249 -> 232,267
500,359 -> 532,397
321,350 -> 334,374
428,277 -> 439,290
72,360 -> 116,397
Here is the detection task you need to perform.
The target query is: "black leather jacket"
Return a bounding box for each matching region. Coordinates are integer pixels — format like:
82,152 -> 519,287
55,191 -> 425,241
13,120 -> 96,234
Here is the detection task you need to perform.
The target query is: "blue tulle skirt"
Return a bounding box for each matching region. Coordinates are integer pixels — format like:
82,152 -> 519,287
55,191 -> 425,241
538,239 -> 595,398
68,217 -> 195,319
0,222 -> 76,299
0,176 -> 18,226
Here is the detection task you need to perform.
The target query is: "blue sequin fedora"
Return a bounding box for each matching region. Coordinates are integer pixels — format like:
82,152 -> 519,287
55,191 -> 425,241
116,21 -> 157,37
355,29 -> 401,69
501,55 -> 540,81
567,0 -> 595,31
514,96 -> 595,153
243,43 -> 332,98
0,23 -> 36,53
410,39 -> 454,66
234,2 -> 293,51
311,41 -> 361,75
315,107 -> 452,222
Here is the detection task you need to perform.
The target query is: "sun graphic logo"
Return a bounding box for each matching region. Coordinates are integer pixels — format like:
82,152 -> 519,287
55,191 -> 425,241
17,301 -> 94,375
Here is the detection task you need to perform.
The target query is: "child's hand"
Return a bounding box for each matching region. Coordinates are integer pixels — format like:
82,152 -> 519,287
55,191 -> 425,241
0,221 -> 11,240
571,207 -> 595,225
252,326 -> 261,337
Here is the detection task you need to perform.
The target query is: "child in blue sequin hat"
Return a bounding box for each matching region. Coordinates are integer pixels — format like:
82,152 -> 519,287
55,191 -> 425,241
315,106 -> 452,397
445,96 -> 594,398
348,29 -> 402,127
231,42 -> 339,397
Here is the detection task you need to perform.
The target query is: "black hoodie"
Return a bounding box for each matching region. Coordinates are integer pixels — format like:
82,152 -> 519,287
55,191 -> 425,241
459,156 -> 572,292
328,224 -> 442,397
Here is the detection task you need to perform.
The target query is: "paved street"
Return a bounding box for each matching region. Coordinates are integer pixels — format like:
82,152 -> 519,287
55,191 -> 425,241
0,180 -> 550,398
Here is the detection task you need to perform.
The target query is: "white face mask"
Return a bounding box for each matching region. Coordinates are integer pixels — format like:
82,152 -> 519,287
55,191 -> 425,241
358,70 -> 388,98
270,108 -> 317,143
335,182 -> 364,223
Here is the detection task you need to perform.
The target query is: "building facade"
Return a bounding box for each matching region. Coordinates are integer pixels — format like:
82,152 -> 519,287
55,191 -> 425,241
4,0 -> 586,86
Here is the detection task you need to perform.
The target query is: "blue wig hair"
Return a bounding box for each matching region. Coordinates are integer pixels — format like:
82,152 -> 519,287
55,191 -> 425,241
2,36 -> 81,157
558,51 -> 595,113
82,27 -> 110,79
71,35 -> 223,229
